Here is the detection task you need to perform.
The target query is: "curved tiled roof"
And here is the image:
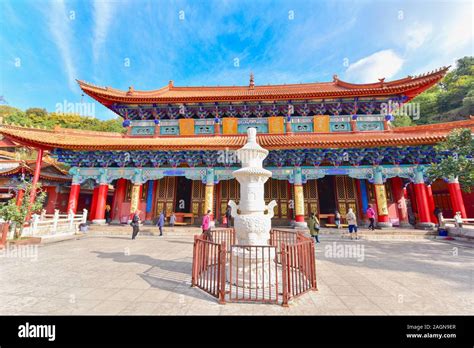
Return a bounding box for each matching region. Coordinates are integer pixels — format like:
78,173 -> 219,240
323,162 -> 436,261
0,160 -> 70,181
77,67 -> 449,105
0,118 -> 472,151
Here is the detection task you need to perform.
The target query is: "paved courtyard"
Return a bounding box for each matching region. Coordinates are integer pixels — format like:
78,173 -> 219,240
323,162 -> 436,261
0,228 -> 473,315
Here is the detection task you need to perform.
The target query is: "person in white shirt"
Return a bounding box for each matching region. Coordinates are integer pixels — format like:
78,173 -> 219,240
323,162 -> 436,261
454,211 -> 463,228
345,208 -> 358,240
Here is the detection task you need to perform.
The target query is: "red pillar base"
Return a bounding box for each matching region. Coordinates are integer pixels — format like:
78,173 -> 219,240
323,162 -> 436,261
92,184 -> 108,224
67,184 -> 80,215
425,185 -> 437,223
413,183 -> 435,229
448,181 -> 467,218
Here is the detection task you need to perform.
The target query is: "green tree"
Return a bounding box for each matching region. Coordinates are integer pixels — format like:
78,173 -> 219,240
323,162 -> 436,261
0,181 -> 47,238
391,114 -> 414,127
426,128 -> 474,192
0,105 -> 125,133
412,56 -> 474,124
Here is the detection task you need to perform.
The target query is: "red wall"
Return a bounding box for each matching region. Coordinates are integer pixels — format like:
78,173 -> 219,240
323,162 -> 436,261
117,201 -> 147,223
44,187 -> 69,214
462,191 -> 474,218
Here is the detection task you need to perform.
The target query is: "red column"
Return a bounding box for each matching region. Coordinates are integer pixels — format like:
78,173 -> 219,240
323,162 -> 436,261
29,148 -> 44,205
89,187 -> 99,221
111,179 -> 127,222
413,183 -> 431,224
448,178 -> 467,218
16,189 -> 25,207
67,184 -> 81,214
392,177 -> 409,227
425,185 -> 436,223
92,184 -> 108,224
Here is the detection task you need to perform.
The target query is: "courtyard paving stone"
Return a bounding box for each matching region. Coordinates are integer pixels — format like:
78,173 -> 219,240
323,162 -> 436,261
0,229 -> 472,315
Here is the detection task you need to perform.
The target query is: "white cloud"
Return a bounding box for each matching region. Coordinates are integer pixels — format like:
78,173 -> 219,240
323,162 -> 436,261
92,0 -> 116,62
439,8 -> 473,54
405,22 -> 432,50
46,0 -> 77,92
344,50 -> 404,83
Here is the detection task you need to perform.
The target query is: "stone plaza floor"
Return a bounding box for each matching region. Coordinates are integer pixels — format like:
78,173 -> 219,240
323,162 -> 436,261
0,227 -> 473,315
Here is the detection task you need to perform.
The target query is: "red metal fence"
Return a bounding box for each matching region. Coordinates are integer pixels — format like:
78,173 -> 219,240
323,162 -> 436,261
192,228 -> 317,306
270,228 -> 297,249
191,235 -> 226,303
209,228 -> 235,247
228,244 -> 280,304
281,233 -> 317,305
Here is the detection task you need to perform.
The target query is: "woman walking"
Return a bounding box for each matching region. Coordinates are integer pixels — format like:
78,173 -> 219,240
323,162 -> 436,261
202,210 -> 213,242
156,210 -> 165,236
366,204 -> 376,231
308,212 -> 320,243
130,210 -> 141,240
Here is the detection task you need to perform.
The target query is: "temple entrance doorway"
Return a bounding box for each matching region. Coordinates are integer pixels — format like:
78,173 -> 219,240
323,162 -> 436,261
175,177 -> 193,214
317,176 -> 337,214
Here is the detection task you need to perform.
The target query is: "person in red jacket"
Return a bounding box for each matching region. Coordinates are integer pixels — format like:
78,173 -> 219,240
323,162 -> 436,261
202,210 -> 213,241
366,205 -> 376,230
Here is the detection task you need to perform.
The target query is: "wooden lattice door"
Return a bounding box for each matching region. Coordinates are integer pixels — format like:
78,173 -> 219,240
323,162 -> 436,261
335,176 -> 358,218
154,177 -> 176,216
304,179 -> 319,217
191,181 -> 206,217
219,179 -> 240,217
264,178 -> 288,219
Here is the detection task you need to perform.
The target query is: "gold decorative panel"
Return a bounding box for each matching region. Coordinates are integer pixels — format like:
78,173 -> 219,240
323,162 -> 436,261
313,115 -> 330,133
268,116 -> 285,134
178,118 -> 195,136
222,117 -> 238,134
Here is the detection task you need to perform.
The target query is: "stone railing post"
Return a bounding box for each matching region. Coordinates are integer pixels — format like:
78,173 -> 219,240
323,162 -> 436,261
82,209 -> 88,224
68,209 -> 74,231
52,209 -> 59,233
31,214 -> 40,236
40,209 -> 46,221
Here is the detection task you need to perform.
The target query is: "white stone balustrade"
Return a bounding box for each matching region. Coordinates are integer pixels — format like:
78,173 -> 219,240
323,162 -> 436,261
21,209 -> 88,238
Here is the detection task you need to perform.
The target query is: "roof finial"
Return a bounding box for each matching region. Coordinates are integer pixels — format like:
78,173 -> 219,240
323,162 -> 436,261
249,72 -> 255,89
127,86 -> 134,95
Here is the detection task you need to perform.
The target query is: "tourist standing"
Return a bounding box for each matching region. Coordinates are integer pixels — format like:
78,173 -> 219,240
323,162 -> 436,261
169,212 -> 176,227
225,205 -> 232,228
334,210 -> 341,229
157,210 -> 165,236
346,208 -> 358,240
105,204 -> 111,224
202,210 -> 212,241
434,207 -> 442,227
366,204 -> 376,231
454,211 -> 463,228
131,210 -> 141,240
309,212 -> 320,243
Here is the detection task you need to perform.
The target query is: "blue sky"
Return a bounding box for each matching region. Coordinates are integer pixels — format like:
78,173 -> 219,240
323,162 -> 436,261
0,0 -> 472,120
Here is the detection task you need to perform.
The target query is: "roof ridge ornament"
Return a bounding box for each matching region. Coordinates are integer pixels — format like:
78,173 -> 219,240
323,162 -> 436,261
249,72 -> 255,89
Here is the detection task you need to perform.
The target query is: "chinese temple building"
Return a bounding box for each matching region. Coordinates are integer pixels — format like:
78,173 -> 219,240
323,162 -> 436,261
0,67 -> 472,228
0,149 -> 72,212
